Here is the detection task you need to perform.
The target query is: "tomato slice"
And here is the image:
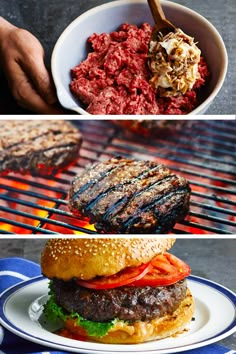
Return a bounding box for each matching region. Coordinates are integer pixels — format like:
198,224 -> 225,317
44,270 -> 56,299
76,253 -> 190,289
130,253 -> 191,287
76,262 -> 152,289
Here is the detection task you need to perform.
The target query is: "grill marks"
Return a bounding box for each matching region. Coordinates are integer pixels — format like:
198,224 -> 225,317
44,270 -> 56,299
83,164 -> 165,211
70,158 -> 163,211
0,120 -> 82,176
69,157 -> 191,233
70,160 -> 131,202
100,175 -> 174,221
123,190 -> 189,229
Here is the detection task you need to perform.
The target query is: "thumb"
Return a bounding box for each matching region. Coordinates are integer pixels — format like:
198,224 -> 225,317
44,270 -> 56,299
28,58 -> 57,105
21,46 -> 57,105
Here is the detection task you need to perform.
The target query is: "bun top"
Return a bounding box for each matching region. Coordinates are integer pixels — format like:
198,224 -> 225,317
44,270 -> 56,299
41,238 -> 175,281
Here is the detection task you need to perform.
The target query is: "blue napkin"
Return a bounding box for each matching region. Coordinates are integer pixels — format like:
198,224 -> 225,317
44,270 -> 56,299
0,257 -> 234,354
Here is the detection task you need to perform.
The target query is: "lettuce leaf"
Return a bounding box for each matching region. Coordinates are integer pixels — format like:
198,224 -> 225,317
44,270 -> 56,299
71,312 -> 118,337
43,283 -> 117,337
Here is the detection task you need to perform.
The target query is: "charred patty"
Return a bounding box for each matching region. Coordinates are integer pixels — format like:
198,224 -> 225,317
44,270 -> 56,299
0,120 -> 82,175
69,157 -> 191,233
52,279 -> 187,322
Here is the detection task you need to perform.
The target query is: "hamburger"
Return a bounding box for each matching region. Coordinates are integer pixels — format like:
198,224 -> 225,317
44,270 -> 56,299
41,238 -> 194,344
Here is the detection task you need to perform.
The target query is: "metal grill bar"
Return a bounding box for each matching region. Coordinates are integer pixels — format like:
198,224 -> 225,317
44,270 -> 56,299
188,211 -> 236,227
0,119 -> 235,234
0,206 -> 96,234
0,217 -> 57,234
169,136 -> 236,156
191,191 -> 236,206
190,201 -> 236,216
4,176 -> 69,193
0,184 -> 67,204
80,130 -> 236,172
96,144 -> 236,175
1,195 -> 68,215
179,220 -> 232,234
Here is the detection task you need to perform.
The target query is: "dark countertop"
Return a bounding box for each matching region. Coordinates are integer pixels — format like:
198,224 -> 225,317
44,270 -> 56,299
0,0 -> 235,114
0,238 -> 235,350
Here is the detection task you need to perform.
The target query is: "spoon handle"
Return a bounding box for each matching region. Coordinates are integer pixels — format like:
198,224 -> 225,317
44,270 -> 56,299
147,0 -> 176,34
147,0 -> 167,25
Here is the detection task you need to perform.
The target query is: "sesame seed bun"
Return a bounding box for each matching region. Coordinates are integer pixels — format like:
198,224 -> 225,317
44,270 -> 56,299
41,238 -> 175,281
64,288 -> 194,344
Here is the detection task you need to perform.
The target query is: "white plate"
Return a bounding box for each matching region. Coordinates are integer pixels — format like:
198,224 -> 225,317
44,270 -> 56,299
0,275 -> 235,354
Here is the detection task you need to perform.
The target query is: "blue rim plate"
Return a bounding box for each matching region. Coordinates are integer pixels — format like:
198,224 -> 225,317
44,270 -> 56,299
0,275 -> 235,354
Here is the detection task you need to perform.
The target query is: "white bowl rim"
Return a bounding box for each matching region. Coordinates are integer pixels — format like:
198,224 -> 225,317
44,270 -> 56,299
51,0 -> 228,116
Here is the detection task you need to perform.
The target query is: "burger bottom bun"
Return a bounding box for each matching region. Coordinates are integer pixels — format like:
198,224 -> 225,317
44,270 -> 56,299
64,288 -> 194,344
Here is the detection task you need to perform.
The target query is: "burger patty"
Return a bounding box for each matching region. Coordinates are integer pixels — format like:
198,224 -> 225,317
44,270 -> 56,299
0,120 -> 82,175
69,157 -> 190,233
52,279 -> 187,322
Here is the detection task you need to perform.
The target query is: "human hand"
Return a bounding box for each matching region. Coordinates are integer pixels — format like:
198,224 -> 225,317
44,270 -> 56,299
0,17 -> 63,114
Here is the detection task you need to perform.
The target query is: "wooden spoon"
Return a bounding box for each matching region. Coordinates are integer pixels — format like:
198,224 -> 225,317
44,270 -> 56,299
147,0 -> 176,38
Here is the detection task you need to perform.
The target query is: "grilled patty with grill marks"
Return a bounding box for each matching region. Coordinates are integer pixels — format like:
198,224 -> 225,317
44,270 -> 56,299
0,120 -> 82,176
69,157 -> 191,233
52,278 -> 187,322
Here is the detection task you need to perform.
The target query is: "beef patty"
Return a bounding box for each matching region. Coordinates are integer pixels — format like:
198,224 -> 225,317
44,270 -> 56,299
69,157 -> 191,233
52,279 -> 187,322
0,120 -> 82,175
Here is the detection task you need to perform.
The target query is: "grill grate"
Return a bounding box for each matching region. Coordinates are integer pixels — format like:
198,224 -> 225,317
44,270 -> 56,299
0,119 -> 235,235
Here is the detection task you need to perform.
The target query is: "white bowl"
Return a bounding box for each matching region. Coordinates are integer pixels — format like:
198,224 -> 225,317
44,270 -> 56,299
51,0 -> 228,115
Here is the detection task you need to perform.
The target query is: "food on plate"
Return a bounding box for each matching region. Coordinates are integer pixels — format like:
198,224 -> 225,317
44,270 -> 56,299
70,23 -> 209,115
148,28 -> 201,97
41,238 -> 194,344
0,120 -> 82,175
68,156 -> 191,233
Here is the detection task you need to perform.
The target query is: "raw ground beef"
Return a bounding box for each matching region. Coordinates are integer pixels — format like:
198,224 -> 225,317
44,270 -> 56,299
70,23 -> 210,115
